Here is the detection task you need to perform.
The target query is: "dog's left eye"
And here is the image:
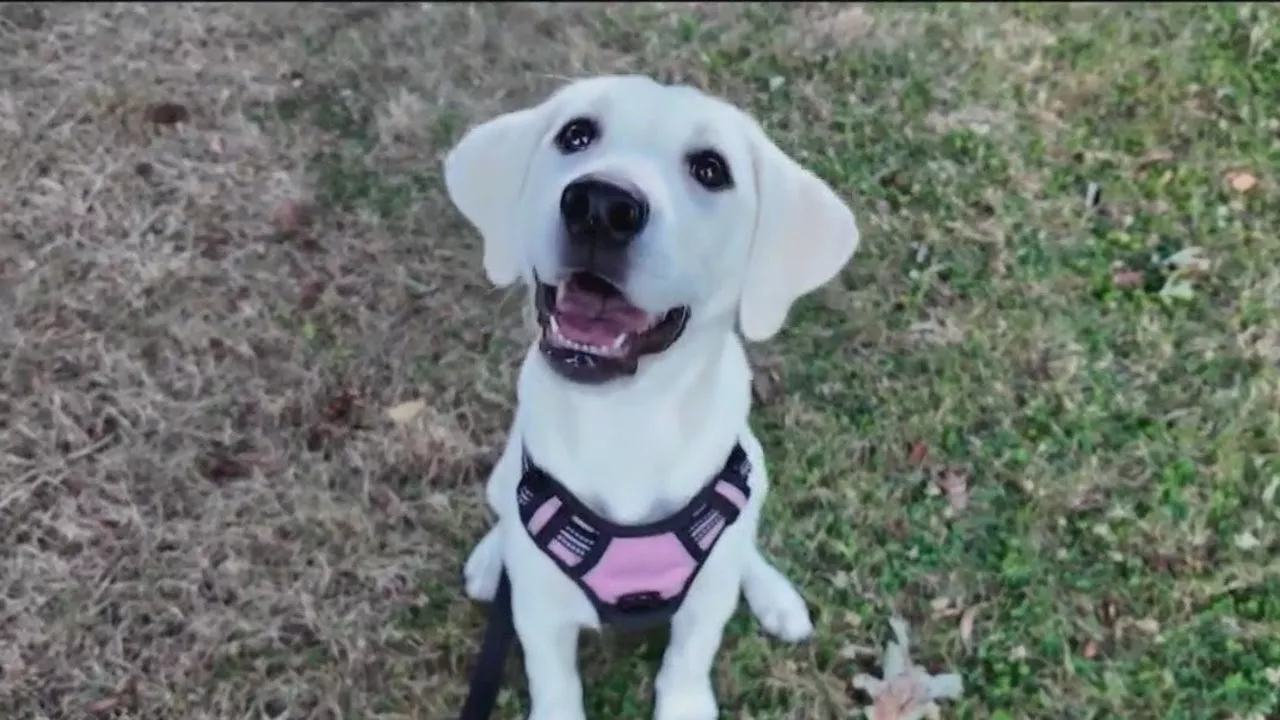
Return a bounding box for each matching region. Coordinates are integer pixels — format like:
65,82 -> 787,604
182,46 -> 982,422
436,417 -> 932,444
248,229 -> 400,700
687,149 -> 733,191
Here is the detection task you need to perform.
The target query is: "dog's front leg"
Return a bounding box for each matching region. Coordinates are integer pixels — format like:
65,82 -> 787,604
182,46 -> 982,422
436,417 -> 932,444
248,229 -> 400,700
463,524 -> 503,601
513,596 -> 586,720
743,546 -> 813,642
463,430 -> 522,601
653,576 -> 740,720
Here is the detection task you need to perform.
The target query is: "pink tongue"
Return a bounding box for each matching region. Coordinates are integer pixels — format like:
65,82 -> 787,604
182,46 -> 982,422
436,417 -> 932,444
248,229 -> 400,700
556,285 -> 651,347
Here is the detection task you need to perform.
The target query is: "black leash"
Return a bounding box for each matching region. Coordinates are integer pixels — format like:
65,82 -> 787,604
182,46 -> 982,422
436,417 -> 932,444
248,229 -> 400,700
457,570 -> 516,720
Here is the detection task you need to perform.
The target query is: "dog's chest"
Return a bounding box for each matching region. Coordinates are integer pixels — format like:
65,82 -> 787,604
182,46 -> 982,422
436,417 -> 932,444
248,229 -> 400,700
558,456 -> 697,525
514,341 -> 755,525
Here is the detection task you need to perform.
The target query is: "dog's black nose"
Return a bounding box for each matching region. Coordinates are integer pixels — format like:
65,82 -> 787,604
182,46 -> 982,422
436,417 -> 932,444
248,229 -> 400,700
559,178 -> 649,247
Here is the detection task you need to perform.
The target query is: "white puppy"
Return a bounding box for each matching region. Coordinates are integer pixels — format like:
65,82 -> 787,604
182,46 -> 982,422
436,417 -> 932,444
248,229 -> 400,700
444,75 -> 859,720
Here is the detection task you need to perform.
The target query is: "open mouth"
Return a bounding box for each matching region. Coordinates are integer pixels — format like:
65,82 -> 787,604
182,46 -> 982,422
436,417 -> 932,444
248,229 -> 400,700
535,271 -> 689,383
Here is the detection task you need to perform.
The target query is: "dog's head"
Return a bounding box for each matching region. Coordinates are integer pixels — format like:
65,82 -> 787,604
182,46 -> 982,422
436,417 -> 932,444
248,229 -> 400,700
444,75 -> 859,384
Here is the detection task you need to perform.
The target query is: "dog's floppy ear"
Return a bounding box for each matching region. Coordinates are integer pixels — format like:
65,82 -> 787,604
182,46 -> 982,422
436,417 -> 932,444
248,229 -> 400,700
444,103 -> 556,287
738,127 -> 859,342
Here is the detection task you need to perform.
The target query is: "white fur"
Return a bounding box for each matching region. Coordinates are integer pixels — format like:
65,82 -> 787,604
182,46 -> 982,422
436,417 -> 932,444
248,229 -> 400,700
445,75 -> 859,720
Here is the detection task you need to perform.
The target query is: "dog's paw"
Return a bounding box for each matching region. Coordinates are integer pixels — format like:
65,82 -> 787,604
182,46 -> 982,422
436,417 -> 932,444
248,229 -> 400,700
463,528 -> 503,602
744,559 -> 813,642
654,681 -> 717,720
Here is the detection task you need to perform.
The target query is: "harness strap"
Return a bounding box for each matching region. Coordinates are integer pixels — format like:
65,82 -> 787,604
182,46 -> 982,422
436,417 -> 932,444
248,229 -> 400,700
456,571 -> 515,720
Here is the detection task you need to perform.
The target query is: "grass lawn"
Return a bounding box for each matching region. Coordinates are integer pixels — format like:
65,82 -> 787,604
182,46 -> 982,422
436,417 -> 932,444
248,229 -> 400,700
1,3 -> 1277,719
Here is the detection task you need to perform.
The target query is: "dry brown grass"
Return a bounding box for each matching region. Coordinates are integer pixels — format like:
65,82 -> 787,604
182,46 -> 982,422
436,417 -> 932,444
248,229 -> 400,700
0,3 -> 541,717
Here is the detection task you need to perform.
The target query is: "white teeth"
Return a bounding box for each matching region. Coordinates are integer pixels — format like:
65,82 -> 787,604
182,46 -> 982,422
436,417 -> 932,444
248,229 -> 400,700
546,316 -> 627,357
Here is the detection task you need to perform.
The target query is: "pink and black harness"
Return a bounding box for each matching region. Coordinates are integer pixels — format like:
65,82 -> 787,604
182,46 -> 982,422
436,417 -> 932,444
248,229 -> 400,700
458,444 -> 753,719
517,443 -> 752,629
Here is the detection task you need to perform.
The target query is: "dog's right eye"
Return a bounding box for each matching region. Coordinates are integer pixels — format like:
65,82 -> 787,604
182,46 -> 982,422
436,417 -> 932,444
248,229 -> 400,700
554,117 -> 599,154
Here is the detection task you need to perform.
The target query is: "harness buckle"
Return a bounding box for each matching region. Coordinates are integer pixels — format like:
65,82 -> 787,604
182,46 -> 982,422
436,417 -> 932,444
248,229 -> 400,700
609,591 -> 676,631
615,591 -> 664,612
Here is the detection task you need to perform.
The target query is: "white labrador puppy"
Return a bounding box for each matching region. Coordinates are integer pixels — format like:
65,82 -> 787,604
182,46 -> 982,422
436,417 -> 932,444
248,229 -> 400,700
444,75 -> 859,720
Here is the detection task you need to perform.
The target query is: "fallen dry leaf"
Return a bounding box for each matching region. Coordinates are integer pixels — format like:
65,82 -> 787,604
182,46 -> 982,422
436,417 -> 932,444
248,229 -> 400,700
1163,246 -> 1211,275
1232,530 -> 1262,550
866,680 -> 931,720
297,278 -> 328,310
853,615 -> 964,720
823,5 -> 875,44
1135,148 -> 1174,169
908,440 -> 929,468
200,450 -> 255,484
958,604 -> 981,651
1262,477 -> 1279,506
1083,181 -> 1102,210
273,200 -> 314,233
1101,598 -> 1120,626
988,249 -> 1009,278
387,399 -> 427,425
322,388 -> 361,424
750,366 -> 783,407
1226,170 -> 1258,193
1111,269 -> 1145,288
1132,617 -> 1161,635
839,643 -> 881,659
749,350 -> 785,407
1158,277 -> 1196,302
85,677 -> 138,717
85,696 -> 122,717
936,468 -> 970,511
146,101 -> 190,125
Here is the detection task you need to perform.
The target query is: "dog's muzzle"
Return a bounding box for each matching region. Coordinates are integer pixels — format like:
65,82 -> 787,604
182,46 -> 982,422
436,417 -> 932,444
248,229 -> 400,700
534,271 -> 689,384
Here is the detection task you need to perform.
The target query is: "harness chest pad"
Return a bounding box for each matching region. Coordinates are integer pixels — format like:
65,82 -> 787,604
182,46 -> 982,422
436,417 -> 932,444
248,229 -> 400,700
516,444 -> 752,630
